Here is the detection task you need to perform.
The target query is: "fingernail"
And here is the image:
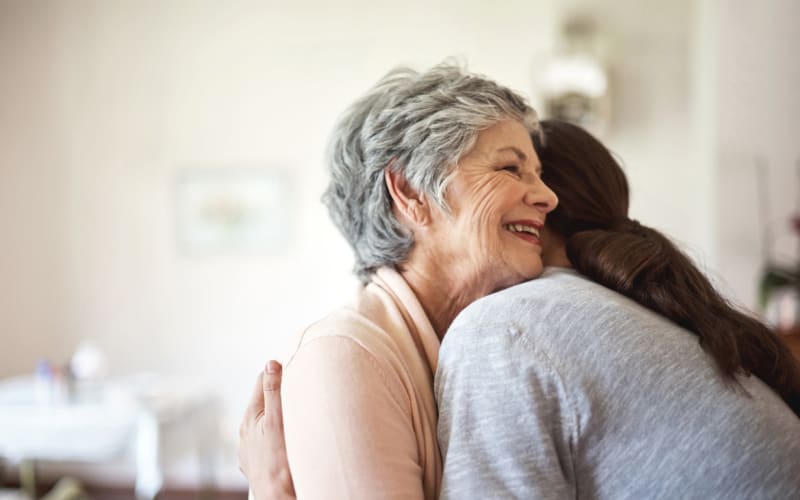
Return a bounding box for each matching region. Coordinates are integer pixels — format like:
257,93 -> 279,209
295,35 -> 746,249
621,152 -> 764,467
266,360 -> 280,374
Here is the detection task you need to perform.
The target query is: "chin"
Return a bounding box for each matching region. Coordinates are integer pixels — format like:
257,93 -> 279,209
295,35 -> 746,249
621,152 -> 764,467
519,261 -> 545,281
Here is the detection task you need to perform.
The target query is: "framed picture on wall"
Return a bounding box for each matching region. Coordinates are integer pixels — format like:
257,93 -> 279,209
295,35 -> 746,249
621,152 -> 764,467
174,169 -> 291,255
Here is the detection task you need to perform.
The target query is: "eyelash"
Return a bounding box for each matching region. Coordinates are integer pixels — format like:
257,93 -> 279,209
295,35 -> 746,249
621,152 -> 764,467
501,166 -> 545,180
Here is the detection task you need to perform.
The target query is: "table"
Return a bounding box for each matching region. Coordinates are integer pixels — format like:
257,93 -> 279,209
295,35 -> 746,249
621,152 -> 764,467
0,374 -> 218,499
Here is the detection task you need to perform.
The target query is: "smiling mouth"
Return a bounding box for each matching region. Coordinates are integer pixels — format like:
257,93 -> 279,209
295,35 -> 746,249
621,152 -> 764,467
504,223 -> 541,245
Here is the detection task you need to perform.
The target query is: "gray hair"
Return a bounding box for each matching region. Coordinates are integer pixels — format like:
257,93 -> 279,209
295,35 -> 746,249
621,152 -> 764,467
322,62 -> 540,282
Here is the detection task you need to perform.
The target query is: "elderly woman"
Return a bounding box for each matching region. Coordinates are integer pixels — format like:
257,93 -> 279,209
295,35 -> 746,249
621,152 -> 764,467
239,64 -> 557,499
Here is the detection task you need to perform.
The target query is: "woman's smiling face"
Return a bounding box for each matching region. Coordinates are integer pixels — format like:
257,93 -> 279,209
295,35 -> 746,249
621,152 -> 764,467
425,119 -> 559,292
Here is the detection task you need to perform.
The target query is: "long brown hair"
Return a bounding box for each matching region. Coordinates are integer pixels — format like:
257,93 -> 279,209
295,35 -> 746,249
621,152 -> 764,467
535,119 -> 800,416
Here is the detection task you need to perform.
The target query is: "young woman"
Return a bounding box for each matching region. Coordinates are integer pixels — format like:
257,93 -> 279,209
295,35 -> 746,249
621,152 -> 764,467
436,119 -> 800,498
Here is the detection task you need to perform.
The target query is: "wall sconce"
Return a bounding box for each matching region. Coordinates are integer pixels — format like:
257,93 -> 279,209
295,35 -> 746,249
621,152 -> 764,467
537,15 -> 610,136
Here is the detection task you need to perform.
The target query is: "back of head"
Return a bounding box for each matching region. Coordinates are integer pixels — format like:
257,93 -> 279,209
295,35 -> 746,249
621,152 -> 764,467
323,62 -> 538,281
535,119 -> 800,416
534,119 -> 629,237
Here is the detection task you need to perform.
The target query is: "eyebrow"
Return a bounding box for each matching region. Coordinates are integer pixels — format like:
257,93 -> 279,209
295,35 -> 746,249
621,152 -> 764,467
496,147 -> 528,162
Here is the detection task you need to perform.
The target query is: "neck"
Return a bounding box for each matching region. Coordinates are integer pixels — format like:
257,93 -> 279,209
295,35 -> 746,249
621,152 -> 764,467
542,247 -> 572,268
541,230 -> 572,269
399,260 -> 495,339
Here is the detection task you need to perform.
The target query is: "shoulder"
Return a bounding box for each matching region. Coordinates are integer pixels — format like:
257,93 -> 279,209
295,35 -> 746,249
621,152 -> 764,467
440,267 -> 679,376
282,295 -> 416,407
285,291 -> 403,368
448,267 -> 668,340
444,268 -> 608,346
437,270 -> 589,394
459,268 -> 604,316
284,305 -> 400,381
296,306 -> 391,349
283,322 -> 413,424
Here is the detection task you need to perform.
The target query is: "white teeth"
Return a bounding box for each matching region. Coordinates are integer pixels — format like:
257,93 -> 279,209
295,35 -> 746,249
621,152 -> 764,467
505,224 -> 540,237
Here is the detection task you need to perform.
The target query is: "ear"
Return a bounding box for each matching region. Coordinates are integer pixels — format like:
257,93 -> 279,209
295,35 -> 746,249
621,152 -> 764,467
384,166 -> 431,227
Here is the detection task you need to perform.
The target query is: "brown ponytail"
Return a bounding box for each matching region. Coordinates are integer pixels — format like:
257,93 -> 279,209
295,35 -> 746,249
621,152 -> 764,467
535,120 -> 800,416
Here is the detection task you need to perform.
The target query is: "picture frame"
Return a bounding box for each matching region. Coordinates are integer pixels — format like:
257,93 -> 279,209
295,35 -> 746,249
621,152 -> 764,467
174,169 -> 292,255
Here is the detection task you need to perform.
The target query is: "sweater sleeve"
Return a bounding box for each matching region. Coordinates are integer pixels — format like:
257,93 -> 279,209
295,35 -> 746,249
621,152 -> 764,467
282,335 -> 425,500
436,323 -> 578,500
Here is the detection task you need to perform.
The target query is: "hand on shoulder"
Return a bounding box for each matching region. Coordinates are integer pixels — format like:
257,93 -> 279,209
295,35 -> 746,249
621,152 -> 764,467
238,361 -> 296,500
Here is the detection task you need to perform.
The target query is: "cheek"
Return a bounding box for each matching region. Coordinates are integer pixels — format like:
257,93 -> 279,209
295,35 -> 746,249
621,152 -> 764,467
465,181 -> 508,224
470,186 -> 514,241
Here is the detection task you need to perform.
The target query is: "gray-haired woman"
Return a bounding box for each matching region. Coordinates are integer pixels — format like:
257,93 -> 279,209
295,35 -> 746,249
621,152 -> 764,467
238,63 -> 557,499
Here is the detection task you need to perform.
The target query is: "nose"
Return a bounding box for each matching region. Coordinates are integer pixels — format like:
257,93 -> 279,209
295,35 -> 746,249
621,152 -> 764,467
524,177 -> 558,213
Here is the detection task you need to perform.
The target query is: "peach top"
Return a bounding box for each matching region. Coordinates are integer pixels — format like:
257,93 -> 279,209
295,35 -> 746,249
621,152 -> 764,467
282,267 -> 442,499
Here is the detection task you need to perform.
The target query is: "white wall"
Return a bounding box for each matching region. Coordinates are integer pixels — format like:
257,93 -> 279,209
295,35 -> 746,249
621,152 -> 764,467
0,0 -> 75,382
701,0 -> 800,308
0,0 -> 563,486
4,0 -> 793,488
0,0 -> 562,374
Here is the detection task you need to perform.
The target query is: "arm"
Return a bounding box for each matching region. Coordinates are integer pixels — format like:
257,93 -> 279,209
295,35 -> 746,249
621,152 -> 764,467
238,361 -> 296,500
282,336 -> 425,499
436,327 -> 577,500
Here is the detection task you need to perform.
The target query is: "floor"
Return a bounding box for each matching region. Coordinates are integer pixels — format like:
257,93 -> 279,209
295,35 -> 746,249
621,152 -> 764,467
0,475 -> 247,500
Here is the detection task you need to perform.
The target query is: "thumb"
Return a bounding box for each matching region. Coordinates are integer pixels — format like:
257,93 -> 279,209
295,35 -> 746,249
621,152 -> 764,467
263,360 -> 285,430
244,371 -> 265,419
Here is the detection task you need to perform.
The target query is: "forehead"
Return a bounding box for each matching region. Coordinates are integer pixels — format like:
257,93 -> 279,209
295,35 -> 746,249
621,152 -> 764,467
464,120 -> 540,165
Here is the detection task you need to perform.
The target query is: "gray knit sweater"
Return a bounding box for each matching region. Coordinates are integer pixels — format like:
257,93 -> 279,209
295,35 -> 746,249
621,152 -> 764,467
436,267 -> 800,500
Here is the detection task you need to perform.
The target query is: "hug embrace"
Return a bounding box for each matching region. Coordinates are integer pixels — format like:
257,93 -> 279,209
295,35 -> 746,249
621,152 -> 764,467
238,63 -> 800,499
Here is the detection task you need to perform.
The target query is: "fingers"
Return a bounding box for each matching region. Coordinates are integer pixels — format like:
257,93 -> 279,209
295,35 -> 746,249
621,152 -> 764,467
263,360 -> 285,430
244,370 -> 266,419
263,360 -> 283,391
238,360 -> 295,499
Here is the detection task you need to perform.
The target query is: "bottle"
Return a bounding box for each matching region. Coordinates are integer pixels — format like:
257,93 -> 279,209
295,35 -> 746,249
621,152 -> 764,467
34,358 -> 53,405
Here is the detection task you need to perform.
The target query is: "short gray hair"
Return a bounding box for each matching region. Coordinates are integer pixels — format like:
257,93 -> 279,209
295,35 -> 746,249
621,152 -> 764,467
322,62 -> 540,282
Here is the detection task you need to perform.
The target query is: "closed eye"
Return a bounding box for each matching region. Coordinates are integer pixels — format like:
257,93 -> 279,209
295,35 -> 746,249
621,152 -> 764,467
501,165 -> 521,175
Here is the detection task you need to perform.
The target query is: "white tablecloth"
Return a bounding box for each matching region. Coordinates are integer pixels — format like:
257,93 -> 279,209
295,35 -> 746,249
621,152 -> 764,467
0,374 -> 217,499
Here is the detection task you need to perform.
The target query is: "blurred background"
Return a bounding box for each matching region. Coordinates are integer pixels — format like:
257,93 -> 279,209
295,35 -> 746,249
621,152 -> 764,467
1,0 -> 798,497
